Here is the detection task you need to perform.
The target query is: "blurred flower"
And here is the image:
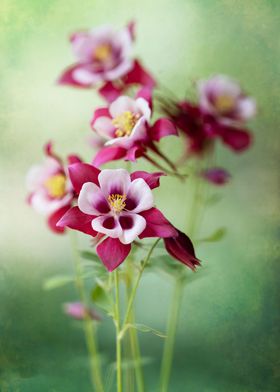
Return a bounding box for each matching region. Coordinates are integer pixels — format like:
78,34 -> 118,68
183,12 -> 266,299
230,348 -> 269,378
58,22 -> 155,102
198,75 -> 256,125
201,167 -> 231,185
91,89 -> 178,167
57,164 -> 197,271
26,142 -> 81,233
64,302 -> 101,321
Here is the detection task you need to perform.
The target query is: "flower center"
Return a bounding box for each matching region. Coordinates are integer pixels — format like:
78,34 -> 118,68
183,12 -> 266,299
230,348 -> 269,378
108,194 -> 127,213
112,111 -> 140,138
215,95 -> 235,113
94,44 -> 112,62
44,174 -> 66,198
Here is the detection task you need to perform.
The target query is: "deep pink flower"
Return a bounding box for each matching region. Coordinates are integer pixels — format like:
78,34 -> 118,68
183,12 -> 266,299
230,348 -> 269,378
57,163 -> 198,271
91,90 -> 178,167
198,75 -> 256,125
58,22 -> 155,102
26,142 -> 81,233
64,302 -> 101,321
201,167 -> 231,185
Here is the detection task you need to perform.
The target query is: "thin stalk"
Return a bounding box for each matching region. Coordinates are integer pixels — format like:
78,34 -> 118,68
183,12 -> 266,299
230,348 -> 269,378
159,278 -> 184,392
143,153 -> 185,181
114,270 -> 122,392
69,232 -> 104,392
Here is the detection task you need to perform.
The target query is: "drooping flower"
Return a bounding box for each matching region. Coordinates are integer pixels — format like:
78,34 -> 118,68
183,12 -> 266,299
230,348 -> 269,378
26,142 -> 81,233
198,75 -> 256,125
64,302 -> 101,321
201,167 -> 231,185
57,163 -> 198,271
58,22 -> 155,102
91,89 -> 178,167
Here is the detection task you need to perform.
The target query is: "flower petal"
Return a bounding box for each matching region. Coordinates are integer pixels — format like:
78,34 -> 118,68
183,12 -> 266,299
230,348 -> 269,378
123,60 -> 156,88
98,168 -> 131,196
126,178 -> 154,213
56,206 -> 97,237
149,118 -> 178,142
92,215 -> 122,238
219,126 -> 252,152
119,213 -> 146,244
202,168 -> 231,186
69,163 -> 100,193
93,116 -> 115,140
47,205 -> 71,234
109,96 -> 139,118
92,146 -> 127,168
96,237 -> 131,271
130,171 -> 165,189
57,64 -> 92,88
138,208 -> 177,238
78,182 -> 110,215
98,82 -> 124,103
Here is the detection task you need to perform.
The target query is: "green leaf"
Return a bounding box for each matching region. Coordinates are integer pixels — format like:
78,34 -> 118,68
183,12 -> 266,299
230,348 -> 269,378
91,284 -> 112,312
126,323 -> 166,338
198,227 -> 227,243
43,275 -> 74,290
80,250 -> 100,263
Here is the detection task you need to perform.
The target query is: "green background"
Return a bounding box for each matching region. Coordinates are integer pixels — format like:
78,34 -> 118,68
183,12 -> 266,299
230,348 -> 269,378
1,0 -> 279,391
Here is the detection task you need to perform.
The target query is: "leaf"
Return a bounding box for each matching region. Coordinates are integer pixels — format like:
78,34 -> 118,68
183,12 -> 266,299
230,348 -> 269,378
126,323 -> 166,338
80,250 -> 100,263
91,284 -> 112,312
198,227 -> 227,243
80,250 -> 107,278
43,275 -> 74,290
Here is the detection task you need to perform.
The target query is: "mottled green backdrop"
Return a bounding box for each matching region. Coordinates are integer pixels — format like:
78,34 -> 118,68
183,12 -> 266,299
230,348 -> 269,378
1,0 -> 279,391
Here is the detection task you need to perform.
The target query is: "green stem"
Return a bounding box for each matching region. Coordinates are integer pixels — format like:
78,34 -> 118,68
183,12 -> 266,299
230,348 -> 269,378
159,278 -> 184,392
69,232 -> 104,392
114,270 -> 122,392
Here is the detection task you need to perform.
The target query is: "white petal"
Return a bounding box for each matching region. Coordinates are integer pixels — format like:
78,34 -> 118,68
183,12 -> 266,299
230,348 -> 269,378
31,192 -> 72,216
91,215 -> 121,238
109,96 -> 139,118
72,67 -> 102,85
105,58 -> 133,81
78,182 -> 106,215
135,98 -> 151,120
118,213 -> 146,244
126,178 -> 154,213
98,169 -> 131,197
94,116 -> 115,139
236,97 -> 256,121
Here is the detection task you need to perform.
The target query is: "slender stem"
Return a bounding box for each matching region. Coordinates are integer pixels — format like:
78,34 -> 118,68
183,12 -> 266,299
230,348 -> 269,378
122,239 -> 160,329
114,270 -> 122,392
69,232 -> 104,392
159,278 -> 184,392
143,153 -> 185,181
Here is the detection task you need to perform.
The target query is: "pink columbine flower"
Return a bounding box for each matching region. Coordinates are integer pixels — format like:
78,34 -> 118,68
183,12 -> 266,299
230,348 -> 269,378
57,163 -> 199,271
198,75 -> 256,125
201,167 -> 231,186
58,22 -> 155,102
91,89 -> 178,167
64,302 -> 101,321
26,142 -> 81,233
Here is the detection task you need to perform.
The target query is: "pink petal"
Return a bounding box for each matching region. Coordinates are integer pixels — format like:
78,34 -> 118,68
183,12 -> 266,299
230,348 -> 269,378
64,302 -> 101,321
138,208 -> 177,238
69,163 -> 100,193
92,146 -> 127,167
57,64 -> 92,88
118,213 -> 146,244
92,215 -> 122,238
56,206 -> 97,237
202,168 -> 231,185
125,145 -> 144,162
67,154 -> 82,165
47,205 -> 71,234
126,178 -> 154,213
109,96 -> 139,118
127,20 -> 136,41
130,171 -> 165,189
98,82 -> 124,103
93,116 -> 115,140
91,107 -> 111,127
136,87 -> 153,109
98,168 -> 131,196
164,230 -> 200,270
220,126 -> 252,152
123,60 -> 156,88
78,182 -> 109,215
149,118 -> 178,142
96,237 -> 131,271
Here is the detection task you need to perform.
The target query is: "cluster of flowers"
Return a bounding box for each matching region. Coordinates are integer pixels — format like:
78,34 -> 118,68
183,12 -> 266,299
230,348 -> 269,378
27,21 -> 256,274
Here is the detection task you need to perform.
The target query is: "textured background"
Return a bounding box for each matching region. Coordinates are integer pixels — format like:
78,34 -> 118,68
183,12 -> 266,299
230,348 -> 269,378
1,0 -> 279,391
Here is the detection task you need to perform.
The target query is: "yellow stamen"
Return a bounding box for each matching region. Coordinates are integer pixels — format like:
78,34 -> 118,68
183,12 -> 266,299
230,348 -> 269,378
215,95 -> 235,113
94,44 -> 112,61
112,111 -> 140,138
108,194 -> 127,213
44,174 -> 66,198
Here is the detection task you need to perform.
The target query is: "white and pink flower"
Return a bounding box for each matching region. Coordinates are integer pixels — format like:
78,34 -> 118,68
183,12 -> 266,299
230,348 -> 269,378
198,75 -> 256,124
26,143 -> 80,233
58,22 -> 156,102
57,163 -> 199,271
91,90 -> 178,167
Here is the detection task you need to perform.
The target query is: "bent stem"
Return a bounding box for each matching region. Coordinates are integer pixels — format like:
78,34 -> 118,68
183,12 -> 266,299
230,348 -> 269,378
114,270 -> 122,392
69,232 -> 104,392
159,278 -> 184,392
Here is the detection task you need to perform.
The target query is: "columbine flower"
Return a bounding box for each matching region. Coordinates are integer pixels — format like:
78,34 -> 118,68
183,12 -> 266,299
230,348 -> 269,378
201,167 -> 231,186
26,142 -> 80,233
91,90 -> 178,167
64,302 -> 101,321
198,75 -> 256,125
57,163 -> 198,271
58,22 -> 155,102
